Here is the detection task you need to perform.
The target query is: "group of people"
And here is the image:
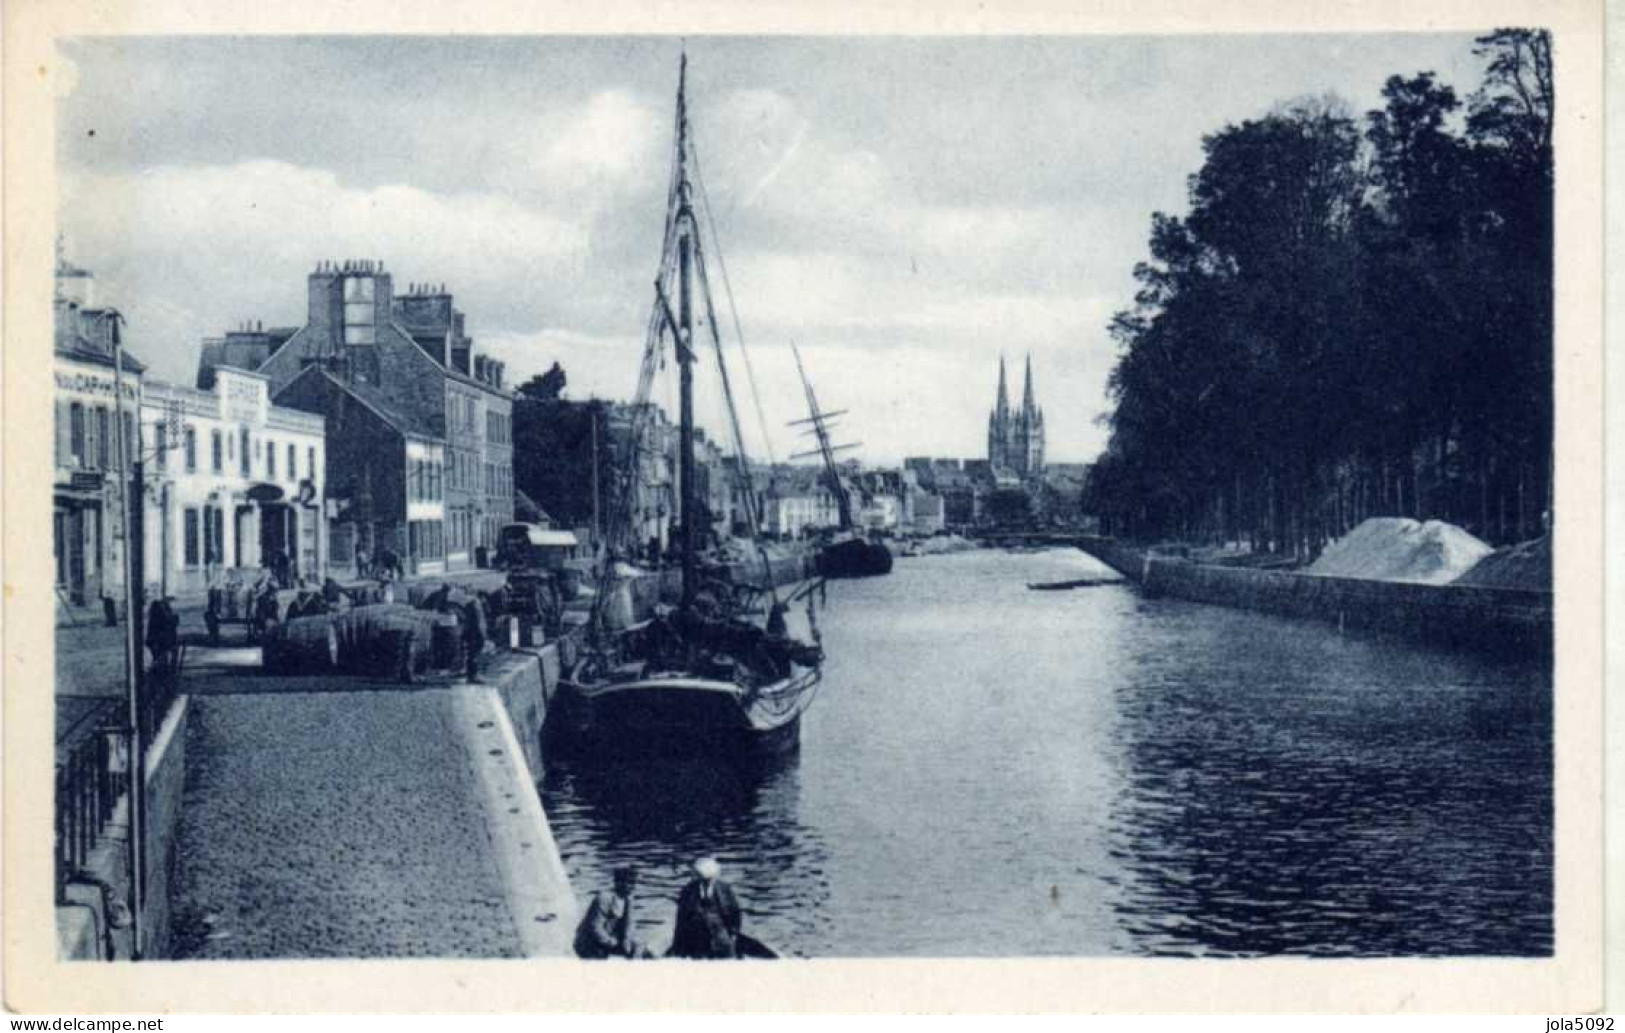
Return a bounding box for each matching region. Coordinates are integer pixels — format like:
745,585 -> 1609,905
354,546 -> 404,584
574,856 -> 750,961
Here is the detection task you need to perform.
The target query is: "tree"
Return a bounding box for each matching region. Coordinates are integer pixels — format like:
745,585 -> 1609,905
517,362 -> 568,401
1088,40 -> 1553,548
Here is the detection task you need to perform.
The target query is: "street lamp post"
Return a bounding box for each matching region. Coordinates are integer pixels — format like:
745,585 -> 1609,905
109,311 -> 147,959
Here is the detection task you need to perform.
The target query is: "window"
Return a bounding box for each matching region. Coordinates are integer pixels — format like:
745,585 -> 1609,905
211,430 -> 223,473
184,508 -> 200,566
343,275 -> 375,345
266,438 -> 276,479
208,510 -> 224,565
155,422 -> 168,470
240,428 -> 251,477
307,446 -> 316,480
288,443 -> 297,482
100,408 -> 113,469
69,403 -> 85,466
185,426 -> 197,472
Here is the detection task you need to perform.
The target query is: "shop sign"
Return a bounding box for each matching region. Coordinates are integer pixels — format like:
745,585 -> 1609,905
54,367 -> 140,402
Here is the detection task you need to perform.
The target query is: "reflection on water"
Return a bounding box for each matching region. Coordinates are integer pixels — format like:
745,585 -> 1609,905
540,548 -> 1552,957
1104,601 -> 1551,956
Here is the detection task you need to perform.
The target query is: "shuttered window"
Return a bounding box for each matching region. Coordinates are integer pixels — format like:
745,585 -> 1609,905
69,404 -> 85,466
184,509 -> 200,567
98,407 -> 111,470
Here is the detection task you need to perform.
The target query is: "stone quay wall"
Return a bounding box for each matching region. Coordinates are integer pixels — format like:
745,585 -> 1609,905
1075,537 -> 1551,658
140,697 -> 190,958
487,645 -> 561,776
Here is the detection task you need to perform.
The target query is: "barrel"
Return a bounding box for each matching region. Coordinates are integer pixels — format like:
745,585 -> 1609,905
429,614 -> 464,670
333,604 -> 436,679
263,616 -> 340,675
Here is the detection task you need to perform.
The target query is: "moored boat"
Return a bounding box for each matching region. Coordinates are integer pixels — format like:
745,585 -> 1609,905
555,54 -> 828,758
787,342 -> 893,580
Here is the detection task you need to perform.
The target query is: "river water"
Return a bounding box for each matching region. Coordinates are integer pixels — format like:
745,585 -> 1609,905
538,547 -> 1551,957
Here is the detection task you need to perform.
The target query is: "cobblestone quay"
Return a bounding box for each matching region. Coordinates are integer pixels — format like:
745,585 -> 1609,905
171,675 -> 574,958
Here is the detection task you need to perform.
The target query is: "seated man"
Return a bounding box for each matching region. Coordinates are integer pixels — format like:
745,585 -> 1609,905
573,867 -> 648,959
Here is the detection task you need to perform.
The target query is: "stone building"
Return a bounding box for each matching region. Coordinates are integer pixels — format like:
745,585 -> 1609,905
274,367 -> 446,577
762,465 -> 842,539
200,260 -> 512,574
139,368 -> 328,597
52,260 -> 144,611
986,354 -> 1045,480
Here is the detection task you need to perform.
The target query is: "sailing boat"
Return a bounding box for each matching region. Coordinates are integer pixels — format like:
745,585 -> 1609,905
554,55 -> 827,757
788,343 -> 893,579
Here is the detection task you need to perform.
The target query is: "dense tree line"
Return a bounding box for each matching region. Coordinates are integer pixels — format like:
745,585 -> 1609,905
511,394 -> 613,531
1083,29 -> 1553,552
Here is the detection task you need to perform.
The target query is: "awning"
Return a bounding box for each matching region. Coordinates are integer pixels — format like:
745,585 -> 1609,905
507,526 -> 579,548
246,483 -> 286,504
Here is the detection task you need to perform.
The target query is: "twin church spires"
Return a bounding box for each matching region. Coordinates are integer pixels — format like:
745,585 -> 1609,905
987,353 -> 1045,479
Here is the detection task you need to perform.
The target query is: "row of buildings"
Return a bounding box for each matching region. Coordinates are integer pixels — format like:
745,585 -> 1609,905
52,255 -> 1088,613
52,258 -> 515,610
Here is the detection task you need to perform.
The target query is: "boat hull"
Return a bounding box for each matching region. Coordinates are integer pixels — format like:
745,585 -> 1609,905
552,668 -> 820,758
815,537 -> 893,579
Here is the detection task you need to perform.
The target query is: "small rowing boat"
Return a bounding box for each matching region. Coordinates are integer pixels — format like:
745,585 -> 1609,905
1026,578 -> 1117,591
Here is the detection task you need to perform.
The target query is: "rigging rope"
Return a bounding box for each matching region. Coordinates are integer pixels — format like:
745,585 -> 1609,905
690,144 -> 778,467
694,235 -> 782,606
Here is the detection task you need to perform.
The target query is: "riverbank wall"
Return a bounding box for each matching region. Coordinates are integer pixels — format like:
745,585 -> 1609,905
1075,537 -> 1551,657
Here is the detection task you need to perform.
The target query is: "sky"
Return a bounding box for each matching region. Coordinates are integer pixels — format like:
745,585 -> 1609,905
56,34 -> 1490,466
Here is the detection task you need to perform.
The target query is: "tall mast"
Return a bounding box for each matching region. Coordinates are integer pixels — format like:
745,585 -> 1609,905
790,341 -> 854,531
675,53 -> 698,610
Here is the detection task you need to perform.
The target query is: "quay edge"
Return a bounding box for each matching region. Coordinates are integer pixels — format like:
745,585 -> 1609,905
1074,535 -> 1552,659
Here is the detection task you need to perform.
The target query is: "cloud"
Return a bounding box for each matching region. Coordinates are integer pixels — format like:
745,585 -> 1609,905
59,160 -> 592,382
535,89 -> 663,185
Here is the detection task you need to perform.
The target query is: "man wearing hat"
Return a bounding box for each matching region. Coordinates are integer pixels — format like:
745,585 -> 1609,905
669,856 -> 742,959
574,866 -> 646,959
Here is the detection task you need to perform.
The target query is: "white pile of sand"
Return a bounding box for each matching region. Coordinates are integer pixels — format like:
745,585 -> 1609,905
1306,517 -> 1494,585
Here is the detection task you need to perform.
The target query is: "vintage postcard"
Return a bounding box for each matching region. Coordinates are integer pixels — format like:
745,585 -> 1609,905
2,0 -> 1607,1015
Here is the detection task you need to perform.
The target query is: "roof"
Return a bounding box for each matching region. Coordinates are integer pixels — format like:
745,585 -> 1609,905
502,525 -> 579,548
55,339 -> 148,374
284,365 -> 442,441
385,321 -> 509,399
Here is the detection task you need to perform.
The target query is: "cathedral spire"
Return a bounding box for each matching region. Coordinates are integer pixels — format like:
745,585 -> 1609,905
996,355 -> 1010,417
1022,352 -> 1036,415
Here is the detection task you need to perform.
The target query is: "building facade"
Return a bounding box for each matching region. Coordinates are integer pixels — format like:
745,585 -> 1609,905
139,368 -> 328,597
987,354 -> 1045,479
275,366 -> 445,577
202,260 -> 513,574
53,260 -> 144,610
762,465 -> 842,539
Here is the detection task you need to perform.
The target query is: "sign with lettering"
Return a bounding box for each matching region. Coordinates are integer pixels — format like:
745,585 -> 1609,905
54,365 -> 140,402
220,372 -> 267,425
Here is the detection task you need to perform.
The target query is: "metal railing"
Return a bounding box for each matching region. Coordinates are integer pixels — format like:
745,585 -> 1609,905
54,645 -> 187,904
55,699 -> 128,904
140,643 -> 186,746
